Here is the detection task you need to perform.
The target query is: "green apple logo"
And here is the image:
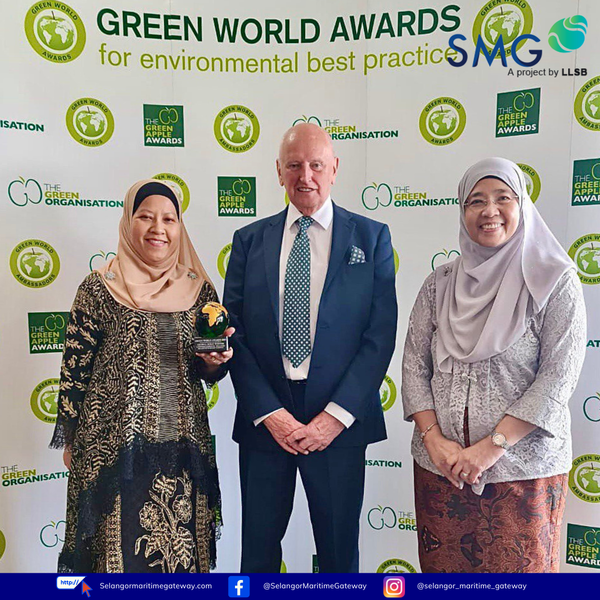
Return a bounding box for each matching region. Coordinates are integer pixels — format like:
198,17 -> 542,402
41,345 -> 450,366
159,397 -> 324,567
159,107 -> 179,125
217,244 -> 232,279
232,179 -> 252,195
361,182 -> 392,211
44,314 -> 66,332
513,92 -> 535,111
153,173 -> 190,213
0,530 -> 5,560
569,454 -> 600,502
205,383 -> 219,411
427,107 -> 458,137
583,393 -> 600,422
223,114 -> 252,144
75,106 -> 106,138
214,105 -> 260,153
89,251 -> 116,272
10,239 -> 60,288
379,375 -> 397,412
517,163 -> 541,203
40,520 -> 66,548
66,98 -> 114,147
8,177 -> 42,207
574,77 -> 600,131
292,115 -> 322,127
431,249 -> 460,271
420,97 -> 466,145
31,378 -> 60,423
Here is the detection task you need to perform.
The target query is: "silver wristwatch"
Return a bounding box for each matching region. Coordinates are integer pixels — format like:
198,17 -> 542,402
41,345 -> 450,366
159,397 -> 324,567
491,431 -> 511,450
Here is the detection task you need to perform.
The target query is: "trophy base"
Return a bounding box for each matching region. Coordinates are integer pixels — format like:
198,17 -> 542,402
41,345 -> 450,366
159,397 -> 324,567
194,337 -> 229,353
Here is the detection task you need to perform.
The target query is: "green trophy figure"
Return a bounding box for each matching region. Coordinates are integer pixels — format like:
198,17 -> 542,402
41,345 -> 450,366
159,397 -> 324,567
194,301 -> 230,353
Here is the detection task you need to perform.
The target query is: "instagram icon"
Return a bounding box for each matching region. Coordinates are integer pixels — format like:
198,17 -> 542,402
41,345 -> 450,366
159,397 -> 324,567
384,576 -> 405,597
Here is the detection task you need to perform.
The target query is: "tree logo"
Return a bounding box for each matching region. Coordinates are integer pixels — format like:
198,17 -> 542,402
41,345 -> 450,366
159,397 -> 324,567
574,76 -> 600,132
10,239 -> 60,288
379,375 -> 397,412
217,244 -> 232,279
214,105 -> 260,153
31,379 -> 60,424
548,16 -> 588,53
153,173 -> 190,213
568,234 -> 600,285
569,454 -> 600,503
517,163 -> 541,202
66,98 -> 114,147
24,2 -> 86,63
419,97 -> 466,146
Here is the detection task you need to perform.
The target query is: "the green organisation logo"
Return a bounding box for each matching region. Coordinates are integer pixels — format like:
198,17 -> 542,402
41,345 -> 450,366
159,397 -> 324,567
293,115 -> 398,141
567,524 -> 600,569
496,88 -> 540,137
28,312 -> 69,354
472,1 -> 534,60
362,181 -> 459,210
574,76 -> 600,132
144,105 -> 184,147
584,393 -> 600,423
548,16 -> 588,53
40,520 -> 66,548
1,119 -> 44,133
379,375 -> 397,412
214,105 -> 260,153
573,159 -> 600,206
217,243 -> 232,279
377,558 -> 417,573
66,98 -> 114,147
365,458 -> 402,469
152,173 -> 190,213
10,239 -> 60,288
568,234 -> 600,285
89,250 -> 116,271
569,454 -> 600,503
31,378 -> 59,424
419,97 -> 466,146
431,249 -> 460,271
8,176 -> 122,209
1,465 -> 68,488
518,163 -> 541,202
24,2 -> 86,63
205,383 -> 219,411
0,530 -> 5,560
218,177 -> 256,216
368,507 -> 417,532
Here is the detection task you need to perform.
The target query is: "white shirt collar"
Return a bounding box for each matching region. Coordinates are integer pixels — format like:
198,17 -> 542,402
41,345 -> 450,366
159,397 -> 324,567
286,196 -> 333,231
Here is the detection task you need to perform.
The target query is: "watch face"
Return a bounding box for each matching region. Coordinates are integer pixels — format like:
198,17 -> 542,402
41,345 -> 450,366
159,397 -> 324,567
492,433 -> 507,447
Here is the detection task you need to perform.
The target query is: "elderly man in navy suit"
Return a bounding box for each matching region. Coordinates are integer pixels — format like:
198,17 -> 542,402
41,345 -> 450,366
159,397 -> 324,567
223,123 -> 397,573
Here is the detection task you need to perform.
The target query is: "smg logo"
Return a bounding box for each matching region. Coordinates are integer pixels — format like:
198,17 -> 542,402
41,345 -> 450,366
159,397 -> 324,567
448,32 -> 541,67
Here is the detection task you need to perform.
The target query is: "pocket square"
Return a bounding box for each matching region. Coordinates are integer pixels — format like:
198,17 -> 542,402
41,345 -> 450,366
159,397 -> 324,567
348,245 -> 366,265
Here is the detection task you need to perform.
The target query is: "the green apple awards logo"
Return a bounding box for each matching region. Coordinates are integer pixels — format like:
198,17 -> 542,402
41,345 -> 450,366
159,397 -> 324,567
293,115 -> 398,141
496,88 -> 540,137
28,312 -> 70,354
518,163 -> 541,202
362,181 -> 459,210
584,393 -> 600,423
569,455 -> 600,503
419,97 -> 466,145
572,159 -> 600,207
379,375 -> 397,412
214,105 -> 260,153
567,524 -> 600,569
574,76 -> 600,132
218,177 -> 256,216
24,2 -> 86,63
568,234 -> 600,285
89,251 -> 116,271
10,239 -> 60,288
472,1 -> 533,60
31,379 -> 59,424
66,98 -> 114,147
217,243 -> 232,279
1,464 -> 68,488
205,383 -> 219,411
144,105 -> 184,147
153,173 -> 190,213
548,16 -> 588,53
431,249 -> 460,271
377,558 -> 417,573
40,520 -> 66,548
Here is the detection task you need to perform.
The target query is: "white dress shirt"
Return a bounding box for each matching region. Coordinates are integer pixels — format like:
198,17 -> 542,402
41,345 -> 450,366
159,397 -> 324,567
254,198 -> 355,428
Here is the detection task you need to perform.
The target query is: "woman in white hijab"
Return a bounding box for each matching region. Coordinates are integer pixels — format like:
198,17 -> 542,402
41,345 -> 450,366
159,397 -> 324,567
402,158 -> 586,573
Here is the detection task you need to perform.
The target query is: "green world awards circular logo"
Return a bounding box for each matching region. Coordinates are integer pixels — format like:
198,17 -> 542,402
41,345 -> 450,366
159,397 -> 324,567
205,383 -> 219,411
472,1 -> 533,59
568,234 -> 600,285
0,530 -> 5,560
518,163 -> 541,202
569,454 -> 600,503
393,247 -> 399,275
217,243 -> 232,279
214,105 -> 260,153
66,98 -> 114,147
31,379 -> 59,424
153,173 -> 190,213
24,2 -> 86,63
548,16 -> 587,53
10,239 -> 60,288
380,375 -> 397,412
377,558 -> 417,573
574,76 -> 600,132
419,98 -> 466,146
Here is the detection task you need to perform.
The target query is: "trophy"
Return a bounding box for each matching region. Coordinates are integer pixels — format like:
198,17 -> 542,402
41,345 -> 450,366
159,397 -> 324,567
193,301 -> 230,353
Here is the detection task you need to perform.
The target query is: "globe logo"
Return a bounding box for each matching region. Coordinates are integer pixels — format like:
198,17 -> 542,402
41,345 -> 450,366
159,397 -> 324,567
18,249 -> 52,280
222,113 -> 253,145
39,386 -> 59,418
576,245 -> 600,276
548,15 -> 588,53
584,91 -> 600,122
427,107 -> 458,138
576,466 -> 600,495
483,7 -> 523,47
35,10 -> 76,52
74,108 -> 107,138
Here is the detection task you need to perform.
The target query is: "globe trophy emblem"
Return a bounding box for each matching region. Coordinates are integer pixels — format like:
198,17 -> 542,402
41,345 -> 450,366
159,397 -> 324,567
193,302 -> 229,353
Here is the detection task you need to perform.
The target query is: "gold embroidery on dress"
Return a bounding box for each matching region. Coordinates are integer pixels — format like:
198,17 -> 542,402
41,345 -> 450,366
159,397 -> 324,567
136,471 -> 197,573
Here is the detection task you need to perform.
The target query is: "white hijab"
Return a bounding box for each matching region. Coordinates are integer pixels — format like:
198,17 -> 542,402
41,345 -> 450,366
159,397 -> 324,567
435,157 -> 574,372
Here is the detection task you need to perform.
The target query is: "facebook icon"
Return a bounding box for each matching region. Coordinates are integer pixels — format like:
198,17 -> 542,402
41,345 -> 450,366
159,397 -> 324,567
228,576 -> 250,598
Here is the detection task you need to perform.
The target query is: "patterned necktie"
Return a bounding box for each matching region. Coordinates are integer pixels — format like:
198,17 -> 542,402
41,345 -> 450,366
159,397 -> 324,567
282,216 -> 314,368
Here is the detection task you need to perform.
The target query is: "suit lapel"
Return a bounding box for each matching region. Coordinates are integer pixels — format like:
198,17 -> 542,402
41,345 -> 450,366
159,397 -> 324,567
322,203 -> 355,296
263,208 -> 287,327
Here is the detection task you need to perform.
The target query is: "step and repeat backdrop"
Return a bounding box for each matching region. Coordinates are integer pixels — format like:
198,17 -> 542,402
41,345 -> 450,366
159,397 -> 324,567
0,0 -> 599,574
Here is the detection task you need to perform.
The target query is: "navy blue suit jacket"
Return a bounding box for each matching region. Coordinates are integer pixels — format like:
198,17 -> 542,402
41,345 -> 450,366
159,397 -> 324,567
223,202 -> 398,450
